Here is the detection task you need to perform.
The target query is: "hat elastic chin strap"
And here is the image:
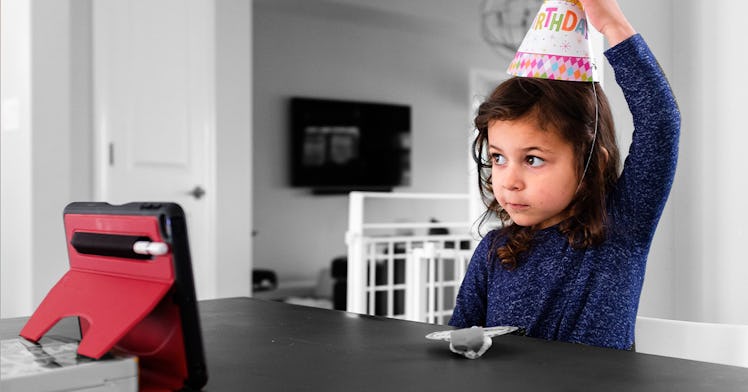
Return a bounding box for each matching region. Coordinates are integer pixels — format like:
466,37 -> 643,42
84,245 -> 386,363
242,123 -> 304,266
576,76 -> 599,194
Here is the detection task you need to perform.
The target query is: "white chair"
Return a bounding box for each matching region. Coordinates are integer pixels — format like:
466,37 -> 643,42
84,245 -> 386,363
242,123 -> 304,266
635,316 -> 748,368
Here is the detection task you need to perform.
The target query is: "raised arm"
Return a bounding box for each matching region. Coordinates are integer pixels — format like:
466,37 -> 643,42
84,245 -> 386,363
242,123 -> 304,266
584,0 -> 681,239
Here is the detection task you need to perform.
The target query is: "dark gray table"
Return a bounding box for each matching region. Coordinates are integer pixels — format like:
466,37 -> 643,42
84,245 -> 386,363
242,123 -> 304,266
3,297 -> 747,391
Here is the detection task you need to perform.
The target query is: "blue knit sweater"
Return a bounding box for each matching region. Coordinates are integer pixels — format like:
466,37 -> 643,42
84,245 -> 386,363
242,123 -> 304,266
449,34 -> 680,350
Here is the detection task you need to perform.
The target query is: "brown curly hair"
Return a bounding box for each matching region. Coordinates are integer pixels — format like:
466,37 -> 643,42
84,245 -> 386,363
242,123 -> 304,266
473,77 -> 621,270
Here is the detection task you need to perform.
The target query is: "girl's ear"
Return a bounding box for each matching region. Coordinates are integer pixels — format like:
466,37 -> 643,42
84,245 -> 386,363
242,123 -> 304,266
600,146 -> 610,165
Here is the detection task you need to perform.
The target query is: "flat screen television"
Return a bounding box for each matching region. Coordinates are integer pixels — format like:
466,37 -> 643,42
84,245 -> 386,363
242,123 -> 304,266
290,97 -> 411,193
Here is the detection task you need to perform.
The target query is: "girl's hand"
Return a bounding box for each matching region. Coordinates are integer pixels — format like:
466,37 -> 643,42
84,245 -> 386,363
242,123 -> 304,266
579,0 -> 636,46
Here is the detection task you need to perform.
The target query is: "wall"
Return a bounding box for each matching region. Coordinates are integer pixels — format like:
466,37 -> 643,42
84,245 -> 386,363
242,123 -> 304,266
215,0 -> 254,298
669,0 -> 748,325
252,0 -> 503,286
1,0 -> 34,317
1,0 -> 84,318
604,0 -> 748,324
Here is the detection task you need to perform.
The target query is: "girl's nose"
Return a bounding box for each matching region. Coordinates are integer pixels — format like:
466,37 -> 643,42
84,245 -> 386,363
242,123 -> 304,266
500,165 -> 523,191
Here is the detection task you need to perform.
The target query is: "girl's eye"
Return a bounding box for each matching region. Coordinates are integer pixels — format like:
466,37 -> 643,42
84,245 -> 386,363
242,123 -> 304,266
526,156 -> 545,167
492,154 -> 507,165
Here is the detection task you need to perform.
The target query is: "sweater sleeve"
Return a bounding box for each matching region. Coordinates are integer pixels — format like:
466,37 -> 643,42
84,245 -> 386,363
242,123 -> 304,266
604,34 -> 680,243
448,232 -> 493,328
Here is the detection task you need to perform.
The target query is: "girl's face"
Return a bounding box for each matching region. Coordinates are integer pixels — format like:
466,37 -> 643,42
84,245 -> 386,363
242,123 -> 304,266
488,117 -> 579,229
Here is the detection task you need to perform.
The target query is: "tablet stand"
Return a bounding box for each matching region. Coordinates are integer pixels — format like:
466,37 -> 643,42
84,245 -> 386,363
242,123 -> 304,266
20,209 -> 194,391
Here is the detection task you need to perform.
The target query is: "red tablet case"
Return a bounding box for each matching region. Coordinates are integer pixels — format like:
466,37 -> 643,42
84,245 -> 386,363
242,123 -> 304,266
20,202 -> 208,391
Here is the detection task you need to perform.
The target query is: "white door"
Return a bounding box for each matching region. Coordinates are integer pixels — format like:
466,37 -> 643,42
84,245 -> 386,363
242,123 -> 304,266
92,0 -> 217,299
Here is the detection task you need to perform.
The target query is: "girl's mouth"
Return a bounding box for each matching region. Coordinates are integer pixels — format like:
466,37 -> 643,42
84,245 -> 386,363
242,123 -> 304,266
504,202 -> 529,211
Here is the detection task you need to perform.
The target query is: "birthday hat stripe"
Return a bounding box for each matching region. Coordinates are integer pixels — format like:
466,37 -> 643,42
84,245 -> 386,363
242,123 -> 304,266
508,52 -> 595,81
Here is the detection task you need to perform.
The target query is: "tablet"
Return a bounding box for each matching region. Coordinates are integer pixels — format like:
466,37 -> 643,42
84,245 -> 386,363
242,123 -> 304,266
22,202 -> 208,390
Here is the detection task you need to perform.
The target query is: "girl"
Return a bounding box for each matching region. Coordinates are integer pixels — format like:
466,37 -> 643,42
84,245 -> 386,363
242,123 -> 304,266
449,0 -> 680,350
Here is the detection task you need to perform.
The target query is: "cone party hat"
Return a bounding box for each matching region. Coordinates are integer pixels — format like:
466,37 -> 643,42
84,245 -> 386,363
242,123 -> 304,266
507,0 -> 598,82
